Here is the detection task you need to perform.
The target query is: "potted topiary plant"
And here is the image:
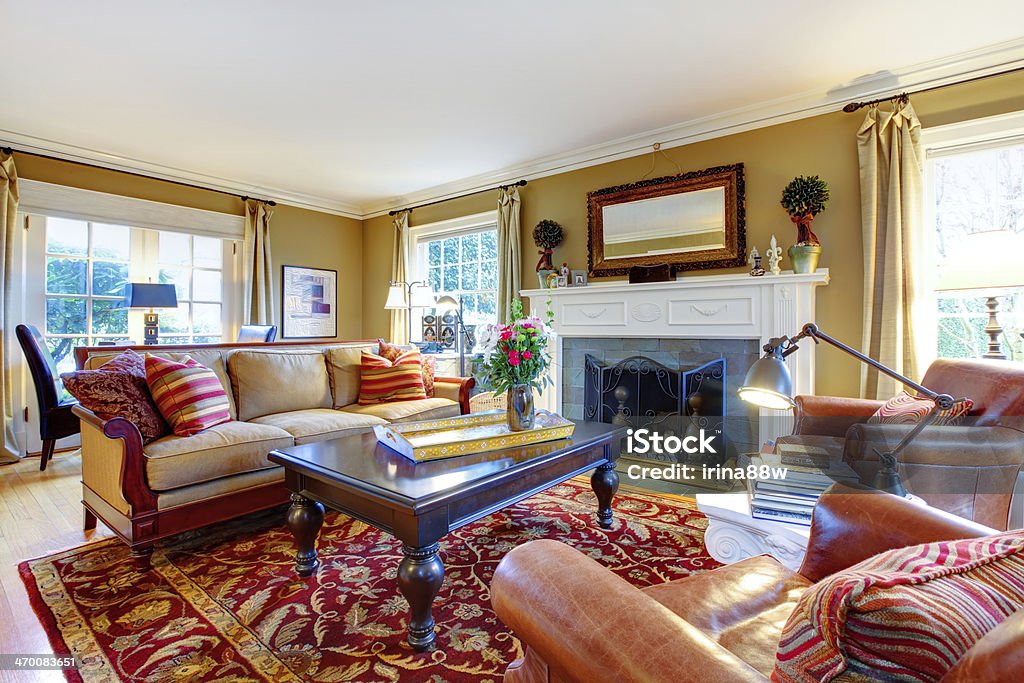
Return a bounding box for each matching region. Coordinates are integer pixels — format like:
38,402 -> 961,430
781,175 -> 829,273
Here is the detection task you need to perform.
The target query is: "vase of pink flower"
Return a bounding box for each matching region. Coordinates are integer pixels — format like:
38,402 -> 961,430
477,299 -> 554,431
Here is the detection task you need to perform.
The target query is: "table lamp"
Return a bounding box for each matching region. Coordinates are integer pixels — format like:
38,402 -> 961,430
936,229 -> 1023,360
119,283 -> 178,345
384,281 -> 437,342
738,323 -> 958,496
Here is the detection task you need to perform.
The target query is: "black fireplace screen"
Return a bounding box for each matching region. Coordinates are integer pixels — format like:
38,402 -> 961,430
584,354 -> 726,462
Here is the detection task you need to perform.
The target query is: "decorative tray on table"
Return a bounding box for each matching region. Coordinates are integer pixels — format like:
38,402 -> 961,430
373,409 -> 576,462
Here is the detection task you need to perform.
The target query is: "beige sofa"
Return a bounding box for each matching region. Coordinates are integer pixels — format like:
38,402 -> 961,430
72,339 -> 474,562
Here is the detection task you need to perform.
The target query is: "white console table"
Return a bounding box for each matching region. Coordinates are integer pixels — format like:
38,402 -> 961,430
695,492 -> 811,571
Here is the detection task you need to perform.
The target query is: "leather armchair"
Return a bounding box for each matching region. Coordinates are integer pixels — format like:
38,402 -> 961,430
492,484 -> 1008,683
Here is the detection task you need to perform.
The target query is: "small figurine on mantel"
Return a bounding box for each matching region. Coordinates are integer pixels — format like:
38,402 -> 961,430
767,234 -> 783,276
560,262 -> 570,280
748,247 -> 765,276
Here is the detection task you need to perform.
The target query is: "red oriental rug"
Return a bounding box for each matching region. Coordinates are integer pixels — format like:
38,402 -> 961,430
21,479 -> 719,682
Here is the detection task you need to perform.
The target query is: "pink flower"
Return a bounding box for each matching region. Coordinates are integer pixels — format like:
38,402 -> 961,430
499,328 -> 513,341
508,355 -> 521,366
522,350 -> 533,360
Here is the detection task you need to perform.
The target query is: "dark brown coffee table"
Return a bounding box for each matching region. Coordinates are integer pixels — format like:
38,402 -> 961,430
268,419 -> 624,650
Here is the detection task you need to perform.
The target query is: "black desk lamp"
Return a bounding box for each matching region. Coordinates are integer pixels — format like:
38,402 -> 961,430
738,322 -> 957,497
119,283 -> 178,345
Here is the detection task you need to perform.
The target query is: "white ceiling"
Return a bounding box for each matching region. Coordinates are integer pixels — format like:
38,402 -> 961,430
3,1 -> 1024,217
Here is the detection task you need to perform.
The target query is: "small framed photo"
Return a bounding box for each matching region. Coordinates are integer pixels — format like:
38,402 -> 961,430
556,275 -> 568,287
571,270 -> 588,287
544,271 -> 560,289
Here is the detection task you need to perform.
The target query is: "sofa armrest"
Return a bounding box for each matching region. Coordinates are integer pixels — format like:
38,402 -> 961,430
791,395 -> 885,437
73,405 -> 157,515
492,539 -> 766,683
434,376 -> 474,414
798,483 -> 995,583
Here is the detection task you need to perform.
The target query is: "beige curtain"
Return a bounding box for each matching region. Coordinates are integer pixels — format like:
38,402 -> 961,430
857,101 -> 926,399
242,199 -> 275,326
1,151 -> 21,464
390,210 -> 411,345
496,186 -> 522,323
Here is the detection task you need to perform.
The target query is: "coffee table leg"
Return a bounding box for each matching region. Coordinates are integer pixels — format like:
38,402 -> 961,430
592,462 -> 619,529
398,542 -> 445,651
287,493 -> 324,577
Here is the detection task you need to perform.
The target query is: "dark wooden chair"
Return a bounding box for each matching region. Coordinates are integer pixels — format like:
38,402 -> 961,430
237,325 -> 278,342
15,324 -> 80,470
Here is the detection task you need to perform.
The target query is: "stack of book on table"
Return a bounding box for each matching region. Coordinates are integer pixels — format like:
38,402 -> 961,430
746,444 -> 859,527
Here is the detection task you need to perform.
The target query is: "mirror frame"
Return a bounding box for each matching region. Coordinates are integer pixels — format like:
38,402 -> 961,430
587,163 -> 746,276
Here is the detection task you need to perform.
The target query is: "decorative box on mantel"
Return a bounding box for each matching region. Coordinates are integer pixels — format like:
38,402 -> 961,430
521,269 -> 830,444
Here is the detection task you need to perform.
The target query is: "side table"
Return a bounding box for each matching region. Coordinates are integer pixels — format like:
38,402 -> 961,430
695,492 -> 811,572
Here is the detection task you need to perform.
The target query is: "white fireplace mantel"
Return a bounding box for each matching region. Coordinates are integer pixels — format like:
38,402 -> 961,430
521,269 -> 830,444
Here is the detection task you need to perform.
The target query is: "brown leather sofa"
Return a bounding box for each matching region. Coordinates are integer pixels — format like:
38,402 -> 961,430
778,358 -> 1024,529
491,484 -> 1023,682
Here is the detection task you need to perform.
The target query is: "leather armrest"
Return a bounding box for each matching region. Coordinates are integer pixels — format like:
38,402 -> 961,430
798,483 -> 995,583
792,395 -> 885,437
843,423 -> 1024,466
434,376 -> 474,414
492,539 -> 765,683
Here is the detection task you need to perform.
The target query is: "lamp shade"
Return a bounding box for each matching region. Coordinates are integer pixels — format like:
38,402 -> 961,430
119,283 -> 178,309
435,295 -> 459,310
384,284 -> 407,310
409,284 -> 437,308
737,352 -> 796,409
936,230 -> 1024,292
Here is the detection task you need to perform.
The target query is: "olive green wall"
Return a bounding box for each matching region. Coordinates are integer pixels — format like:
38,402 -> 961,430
362,69 -> 1024,398
13,153 -> 365,341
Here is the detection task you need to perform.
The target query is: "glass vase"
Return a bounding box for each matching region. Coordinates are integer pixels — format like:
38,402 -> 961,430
506,384 -> 535,431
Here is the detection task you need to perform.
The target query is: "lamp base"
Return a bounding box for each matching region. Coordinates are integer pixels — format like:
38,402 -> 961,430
982,296 -> 1007,360
872,466 -> 908,497
144,312 -> 160,345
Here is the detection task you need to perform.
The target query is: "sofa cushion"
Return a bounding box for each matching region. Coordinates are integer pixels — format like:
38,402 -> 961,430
774,530 -> 1024,683
145,354 -> 232,437
228,350 -> 332,421
341,397 -> 458,423
156,467 -> 284,511
250,409 -> 387,445
143,420 -> 293,491
326,344 -> 376,408
358,349 -> 427,405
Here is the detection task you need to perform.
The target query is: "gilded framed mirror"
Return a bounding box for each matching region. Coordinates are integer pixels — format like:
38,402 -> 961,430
587,163 -> 746,276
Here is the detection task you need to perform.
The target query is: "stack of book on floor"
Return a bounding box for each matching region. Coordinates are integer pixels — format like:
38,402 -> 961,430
746,444 -> 859,527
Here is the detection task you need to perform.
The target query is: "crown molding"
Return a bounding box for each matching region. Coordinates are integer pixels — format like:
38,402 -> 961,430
361,36 -> 1024,218
0,129 -> 365,219
4,37 -> 1024,221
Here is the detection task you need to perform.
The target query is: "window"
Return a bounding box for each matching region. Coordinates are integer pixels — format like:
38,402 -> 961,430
35,215 -> 234,372
926,118 -> 1024,363
411,212 -> 499,344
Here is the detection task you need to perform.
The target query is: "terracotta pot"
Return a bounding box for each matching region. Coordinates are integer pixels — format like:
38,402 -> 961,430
507,384 -> 535,431
788,245 -> 822,274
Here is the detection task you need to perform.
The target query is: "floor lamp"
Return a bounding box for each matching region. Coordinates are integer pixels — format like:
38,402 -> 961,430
737,322 -> 957,497
384,281 -> 436,343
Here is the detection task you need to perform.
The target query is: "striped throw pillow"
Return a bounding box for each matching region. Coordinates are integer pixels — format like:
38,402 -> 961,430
377,339 -> 436,397
145,354 -> 232,436
774,530 -> 1024,682
358,349 -> 427,405
867,390 -> 974,426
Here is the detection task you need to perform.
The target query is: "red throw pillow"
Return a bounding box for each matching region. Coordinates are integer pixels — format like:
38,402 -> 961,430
378,339 -> 435,397
359,349 -> 427,405
60,349 -> 168,443
145,354 -> 232,436
774,530 -> 1024,682
867,390 -> 973,426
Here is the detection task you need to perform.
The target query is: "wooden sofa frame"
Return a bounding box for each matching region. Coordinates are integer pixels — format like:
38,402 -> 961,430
73,339 -> 475,562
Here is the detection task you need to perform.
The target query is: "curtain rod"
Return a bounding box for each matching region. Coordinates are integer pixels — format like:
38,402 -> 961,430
388,179 -> 527,216
843,65 -> 1024,112
0,146 -> 277,205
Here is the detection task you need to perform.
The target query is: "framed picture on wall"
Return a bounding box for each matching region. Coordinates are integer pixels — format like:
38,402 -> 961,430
281,265 -> 338,338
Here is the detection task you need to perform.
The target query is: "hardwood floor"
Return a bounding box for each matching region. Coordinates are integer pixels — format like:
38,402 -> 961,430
0,451 -> 113,683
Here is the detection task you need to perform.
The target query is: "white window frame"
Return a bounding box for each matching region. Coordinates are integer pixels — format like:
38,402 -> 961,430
921,109 -> 1024,368
408,210 -> 499,348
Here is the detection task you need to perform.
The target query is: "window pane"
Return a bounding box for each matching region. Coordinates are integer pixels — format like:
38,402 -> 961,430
46,337 -> 87,375
428,267 -> 441,292
193,236 -> 222,269
158,232 -> 191,266
480,260 -> 497,289
443,264 -> 459,291
160,304 -> 190,333
159,267 -> 191,300
193,270 -> 222,301
428,240 -> 441,267
46,218 -> 88,255
46,297 -> 87,335
92,223 -> 130,261
160,336 -> 191,345
46,257 -> 87,295
92,261 -> 129,297
480,230 -> 497,259
193,336 -> 221,345
192,303 -> 222,335
461,262 -> 479,290
462,233 -> 479,261
443,237 -> 459,264
91,299 -> 129,335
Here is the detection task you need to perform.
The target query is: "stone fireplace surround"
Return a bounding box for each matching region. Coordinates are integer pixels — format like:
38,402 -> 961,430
521,269 -> 830,446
